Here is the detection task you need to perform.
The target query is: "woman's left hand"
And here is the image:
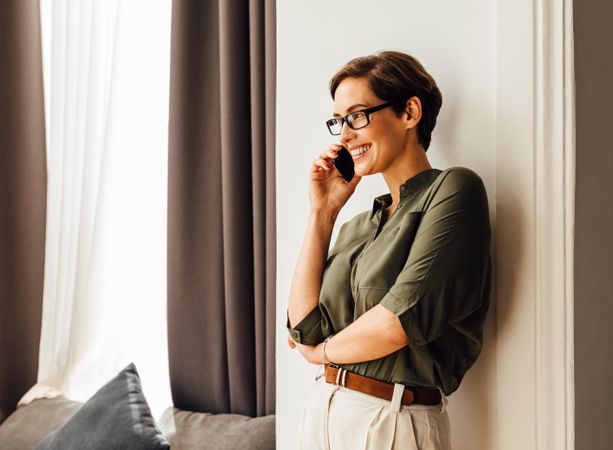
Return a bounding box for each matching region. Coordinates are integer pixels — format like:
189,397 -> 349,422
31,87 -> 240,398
288,335 -> 324,365
287,335 -> 296,349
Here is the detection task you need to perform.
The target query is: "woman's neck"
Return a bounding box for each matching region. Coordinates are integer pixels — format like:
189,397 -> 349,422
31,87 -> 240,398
382,147 -> 432,208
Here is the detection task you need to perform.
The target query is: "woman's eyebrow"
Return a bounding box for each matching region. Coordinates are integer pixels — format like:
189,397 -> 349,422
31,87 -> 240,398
332,103 -> 368,117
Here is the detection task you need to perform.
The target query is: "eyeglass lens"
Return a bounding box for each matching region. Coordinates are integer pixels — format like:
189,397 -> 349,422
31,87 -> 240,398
327,111 -> 368,135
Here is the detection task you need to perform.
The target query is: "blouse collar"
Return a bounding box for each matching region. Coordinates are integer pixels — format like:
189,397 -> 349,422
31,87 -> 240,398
370,168 -> 441,218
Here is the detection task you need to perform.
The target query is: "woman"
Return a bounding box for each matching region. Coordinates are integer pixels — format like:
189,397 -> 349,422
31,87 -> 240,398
286,50 -> 492,450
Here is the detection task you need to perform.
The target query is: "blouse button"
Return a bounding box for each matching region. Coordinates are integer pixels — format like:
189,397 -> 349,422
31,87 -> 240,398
289,330 -> 301,341
400,185 -> 406,191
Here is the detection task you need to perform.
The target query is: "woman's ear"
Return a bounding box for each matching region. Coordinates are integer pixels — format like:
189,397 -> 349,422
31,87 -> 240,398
404,96 -> 422,127
404,98 -> 412,119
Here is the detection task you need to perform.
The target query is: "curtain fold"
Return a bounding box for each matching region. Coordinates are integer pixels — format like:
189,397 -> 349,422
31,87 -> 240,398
0,0 -> 47,423
168,0 -> 276,416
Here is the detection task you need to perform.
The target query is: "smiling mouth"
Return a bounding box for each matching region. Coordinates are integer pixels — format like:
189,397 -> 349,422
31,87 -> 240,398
349,144 -> 371,158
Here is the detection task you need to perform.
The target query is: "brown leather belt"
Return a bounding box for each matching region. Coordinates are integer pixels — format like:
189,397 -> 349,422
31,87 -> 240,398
324,364 -> 441,407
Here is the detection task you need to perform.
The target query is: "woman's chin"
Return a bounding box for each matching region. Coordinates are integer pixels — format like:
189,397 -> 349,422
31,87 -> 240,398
353,152 -> 377,175
353,162 -> 374,177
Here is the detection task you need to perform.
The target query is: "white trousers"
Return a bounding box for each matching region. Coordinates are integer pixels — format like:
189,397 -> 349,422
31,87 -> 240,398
295,366 -> 451,450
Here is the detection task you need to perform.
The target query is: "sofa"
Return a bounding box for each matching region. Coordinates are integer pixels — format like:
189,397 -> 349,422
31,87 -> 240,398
0,363 -> 275,449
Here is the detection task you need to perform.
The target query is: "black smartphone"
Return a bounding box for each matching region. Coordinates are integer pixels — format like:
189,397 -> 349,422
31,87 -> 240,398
333,146 -> 354,182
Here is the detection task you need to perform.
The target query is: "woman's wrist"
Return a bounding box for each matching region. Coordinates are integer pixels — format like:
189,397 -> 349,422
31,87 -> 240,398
321,334 -> 336,365
309,208 -> 339,225
315,342 -> 327,365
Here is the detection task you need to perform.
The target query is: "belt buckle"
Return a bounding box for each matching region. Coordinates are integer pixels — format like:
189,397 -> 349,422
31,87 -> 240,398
330,364 -> 348,387
324,363 -> 349,387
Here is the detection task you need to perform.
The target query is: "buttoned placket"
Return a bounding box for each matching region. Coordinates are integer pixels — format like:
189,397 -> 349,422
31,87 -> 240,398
353,169 -> 437,318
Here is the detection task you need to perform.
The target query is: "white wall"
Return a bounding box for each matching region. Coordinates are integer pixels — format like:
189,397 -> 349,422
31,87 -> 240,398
275,1 -> 497,449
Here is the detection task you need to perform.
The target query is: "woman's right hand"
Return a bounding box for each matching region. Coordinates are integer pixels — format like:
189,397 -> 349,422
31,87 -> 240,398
309,144 -> 362,217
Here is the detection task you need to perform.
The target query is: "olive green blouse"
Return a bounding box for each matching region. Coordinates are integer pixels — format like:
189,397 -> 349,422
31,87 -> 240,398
286,166 -> 492,396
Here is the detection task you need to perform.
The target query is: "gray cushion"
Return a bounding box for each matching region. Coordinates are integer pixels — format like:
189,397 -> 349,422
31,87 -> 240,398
0,396 -> 82,450
36,362 -> 169,450
159,406 -> 275,450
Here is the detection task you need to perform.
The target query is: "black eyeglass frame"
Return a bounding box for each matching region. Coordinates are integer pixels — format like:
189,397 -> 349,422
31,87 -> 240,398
325,102 -> 394,136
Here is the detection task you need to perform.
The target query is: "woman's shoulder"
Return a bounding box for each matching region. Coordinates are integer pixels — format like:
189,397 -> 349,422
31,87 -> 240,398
435,166 -> 488,200
439,165 -> 486,187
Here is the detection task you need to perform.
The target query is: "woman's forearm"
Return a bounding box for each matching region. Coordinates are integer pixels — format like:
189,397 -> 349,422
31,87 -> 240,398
320,305 -> 408,364
287,210 -> 337,328
312,305 -> 408,365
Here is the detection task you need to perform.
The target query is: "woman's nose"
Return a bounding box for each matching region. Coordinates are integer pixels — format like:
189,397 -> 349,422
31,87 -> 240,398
339,120 -> 356,144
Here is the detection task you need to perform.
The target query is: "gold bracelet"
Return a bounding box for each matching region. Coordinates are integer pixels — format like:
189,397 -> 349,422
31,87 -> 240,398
323,334 -> 336,364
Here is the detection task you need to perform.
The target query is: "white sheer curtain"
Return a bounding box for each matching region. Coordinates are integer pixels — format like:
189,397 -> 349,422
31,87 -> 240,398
20,0 -> 172,421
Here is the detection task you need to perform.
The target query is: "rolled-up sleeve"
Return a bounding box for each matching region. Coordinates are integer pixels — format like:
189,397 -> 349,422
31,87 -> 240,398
378,168 -> 492,348
286,306 -> 326,345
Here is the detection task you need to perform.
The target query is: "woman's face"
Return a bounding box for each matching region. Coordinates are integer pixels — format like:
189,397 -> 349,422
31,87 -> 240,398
333,77 -> 412,177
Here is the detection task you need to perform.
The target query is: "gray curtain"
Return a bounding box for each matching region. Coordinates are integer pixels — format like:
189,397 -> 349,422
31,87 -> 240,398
0,0 -> 47,424
167,0 -> 276,417
574,1 -> 613,448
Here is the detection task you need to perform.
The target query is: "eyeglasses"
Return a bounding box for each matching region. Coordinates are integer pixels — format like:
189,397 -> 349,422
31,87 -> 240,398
325,102 -> 393,135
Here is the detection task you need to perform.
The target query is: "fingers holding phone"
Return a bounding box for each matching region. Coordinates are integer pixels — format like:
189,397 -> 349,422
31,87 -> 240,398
309,144 -> 361,215
310,144 -> 340,176
310,144 -> 353,179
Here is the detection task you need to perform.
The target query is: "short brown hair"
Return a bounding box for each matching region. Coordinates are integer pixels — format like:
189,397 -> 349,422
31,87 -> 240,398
329,50 -> 442,151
